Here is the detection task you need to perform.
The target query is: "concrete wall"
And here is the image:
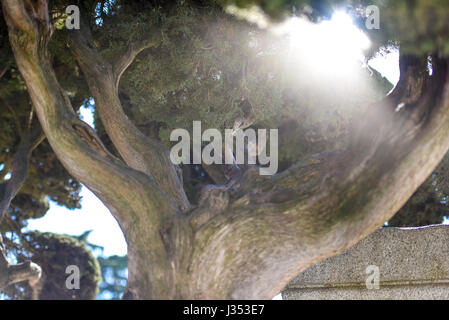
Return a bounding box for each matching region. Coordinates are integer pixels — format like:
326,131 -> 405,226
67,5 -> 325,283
283,225 -> 449,299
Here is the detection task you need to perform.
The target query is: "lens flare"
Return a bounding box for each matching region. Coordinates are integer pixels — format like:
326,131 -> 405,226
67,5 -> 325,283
274,11 -> 371,78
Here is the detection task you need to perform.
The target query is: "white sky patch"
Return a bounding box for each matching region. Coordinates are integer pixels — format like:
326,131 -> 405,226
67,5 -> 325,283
272,293 -> 283,300
368,48 -> 400,86
26,186 -> 127,256
79,98 -> 95,127
275,11 -> 371,78
275,11 -> 400,85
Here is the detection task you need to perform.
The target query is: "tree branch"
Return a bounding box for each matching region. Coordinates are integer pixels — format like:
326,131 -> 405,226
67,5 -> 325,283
0,118 -> 44,222
7,260 -> 41,286
2,0 -> 181,298
5,0 -> 449,301
0,63 -> 9,79
66,9 -> 189,211
178,54 -> 449,299
113,39 -> 158,89
0,234 -> 41,299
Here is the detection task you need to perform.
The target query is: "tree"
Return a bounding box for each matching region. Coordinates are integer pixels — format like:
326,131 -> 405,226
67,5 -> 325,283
388,154 -> 449,227
2,231 -> 100,300
1,0 -> 449,299
97,255 -> 127,300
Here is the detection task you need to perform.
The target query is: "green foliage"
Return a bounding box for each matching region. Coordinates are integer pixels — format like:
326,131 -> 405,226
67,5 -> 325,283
72,230 -> 126,299
3,232 -> 101,300
223,0 -> 449,56
90,0 -> 449,225
97,255 -> 127,299
112,1 -> 390,170
378,0 -> 449,56
389,156 -> 449,227
116,2 -> 261,141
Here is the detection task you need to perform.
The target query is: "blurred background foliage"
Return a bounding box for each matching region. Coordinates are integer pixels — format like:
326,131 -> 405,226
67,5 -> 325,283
97,254 -> 127,299
223,0 -> 449,56
1,231 -> 101,300
0,0 -> 448,299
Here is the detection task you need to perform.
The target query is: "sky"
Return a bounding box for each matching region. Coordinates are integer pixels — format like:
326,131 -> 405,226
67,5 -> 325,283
26,12 -> 403,259
368,49 -> 400,85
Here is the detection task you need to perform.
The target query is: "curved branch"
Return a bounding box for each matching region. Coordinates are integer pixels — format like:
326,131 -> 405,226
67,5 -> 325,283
179,54 -> 449,299
66,11 -> 189,211
2,0 -> 181,298
113,39 -> 158,89
0,235 -> 41,299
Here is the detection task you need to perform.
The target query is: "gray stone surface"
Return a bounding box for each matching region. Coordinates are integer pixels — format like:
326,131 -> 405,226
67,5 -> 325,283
283,225 -> 449,300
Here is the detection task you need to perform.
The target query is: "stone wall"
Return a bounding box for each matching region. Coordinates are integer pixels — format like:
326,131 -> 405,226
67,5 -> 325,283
283,225 -> 449,299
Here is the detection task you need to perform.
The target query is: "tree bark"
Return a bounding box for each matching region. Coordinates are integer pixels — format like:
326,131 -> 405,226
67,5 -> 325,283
2,0 -> 180,299
3,0 -> 449,300
66,10 -> 189,212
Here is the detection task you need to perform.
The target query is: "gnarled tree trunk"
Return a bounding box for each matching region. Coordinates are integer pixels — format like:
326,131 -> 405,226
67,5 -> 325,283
2,0 -> 449,299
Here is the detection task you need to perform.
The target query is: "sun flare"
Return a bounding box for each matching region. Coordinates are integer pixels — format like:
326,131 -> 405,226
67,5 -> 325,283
275,11 -> 371,77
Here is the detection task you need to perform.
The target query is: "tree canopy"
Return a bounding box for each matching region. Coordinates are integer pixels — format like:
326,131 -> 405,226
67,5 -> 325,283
1,0 -> 449,299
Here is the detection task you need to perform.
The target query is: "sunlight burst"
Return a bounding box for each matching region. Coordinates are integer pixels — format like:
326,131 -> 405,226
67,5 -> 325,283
275,11 -> 371,77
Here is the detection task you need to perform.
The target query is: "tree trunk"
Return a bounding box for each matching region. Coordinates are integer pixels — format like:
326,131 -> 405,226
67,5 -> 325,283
2,0 -> 449,299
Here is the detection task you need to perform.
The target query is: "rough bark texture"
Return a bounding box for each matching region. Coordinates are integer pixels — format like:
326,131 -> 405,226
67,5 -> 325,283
66,9 -> 190,212
2,0 -> 449,300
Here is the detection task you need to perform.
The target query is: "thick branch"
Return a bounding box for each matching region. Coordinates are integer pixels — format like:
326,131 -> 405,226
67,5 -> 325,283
7,260 -> 41,286
2,0 -> 181,298
5,0 -> 449,301
66,11 -> 189,211
202,162 -> 228,185
0,234 -> 41,299
176,54 -> 449,299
